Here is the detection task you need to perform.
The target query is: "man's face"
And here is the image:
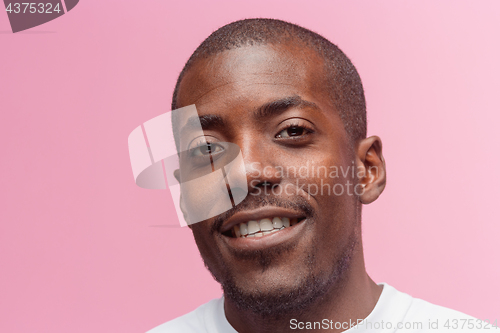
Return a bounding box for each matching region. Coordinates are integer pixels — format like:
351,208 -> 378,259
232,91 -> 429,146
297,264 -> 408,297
176,43 -> 362,313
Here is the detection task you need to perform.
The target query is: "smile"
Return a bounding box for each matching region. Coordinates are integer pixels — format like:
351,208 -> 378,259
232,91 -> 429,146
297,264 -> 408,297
220,207 -> 309,251
229,217 -> 303,238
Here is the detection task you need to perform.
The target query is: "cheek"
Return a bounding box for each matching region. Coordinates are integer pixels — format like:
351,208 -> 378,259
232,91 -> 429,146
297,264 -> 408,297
286,155 -> 353,195
291,155 -> 358,235
180,170 -> 234,224
191,224 -> 221,265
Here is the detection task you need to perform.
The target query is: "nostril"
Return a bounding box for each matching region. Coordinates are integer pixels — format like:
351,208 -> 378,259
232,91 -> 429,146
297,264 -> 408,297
255,181 -> 275,188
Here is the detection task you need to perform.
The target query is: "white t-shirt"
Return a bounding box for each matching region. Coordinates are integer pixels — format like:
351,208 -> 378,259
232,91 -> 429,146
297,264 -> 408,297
147,283 -> 498,332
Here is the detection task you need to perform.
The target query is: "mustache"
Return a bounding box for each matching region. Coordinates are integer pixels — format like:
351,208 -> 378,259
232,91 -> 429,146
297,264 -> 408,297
211,194 -> 314,233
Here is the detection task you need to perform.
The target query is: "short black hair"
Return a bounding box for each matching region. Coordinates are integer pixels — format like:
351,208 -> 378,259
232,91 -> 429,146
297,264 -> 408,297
172,18 -> 367,144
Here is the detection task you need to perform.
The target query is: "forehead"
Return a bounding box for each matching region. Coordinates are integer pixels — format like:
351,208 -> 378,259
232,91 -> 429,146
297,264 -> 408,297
176,43 -> 332,113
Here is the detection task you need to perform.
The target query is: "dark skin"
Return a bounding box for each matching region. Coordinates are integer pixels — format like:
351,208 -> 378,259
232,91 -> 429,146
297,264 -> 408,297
174,42 -> 386,332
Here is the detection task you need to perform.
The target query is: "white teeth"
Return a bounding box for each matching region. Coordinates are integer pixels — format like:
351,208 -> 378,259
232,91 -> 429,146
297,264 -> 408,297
240,223 -> 248,236
231,216 -> 302,238
260,218 -> 273,231
272,217 -> 283,229
247,220 -> 260,234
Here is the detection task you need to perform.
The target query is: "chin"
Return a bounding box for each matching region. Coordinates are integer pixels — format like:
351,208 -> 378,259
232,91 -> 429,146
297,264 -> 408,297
221,267 -> 336,318
210,249 -> 353,319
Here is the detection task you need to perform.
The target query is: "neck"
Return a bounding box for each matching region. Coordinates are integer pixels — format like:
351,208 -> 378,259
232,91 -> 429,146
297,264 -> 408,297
223,244 -> 382,333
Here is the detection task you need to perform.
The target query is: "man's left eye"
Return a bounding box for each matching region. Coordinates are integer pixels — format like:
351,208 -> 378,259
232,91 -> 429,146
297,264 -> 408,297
276,126 -> 307,138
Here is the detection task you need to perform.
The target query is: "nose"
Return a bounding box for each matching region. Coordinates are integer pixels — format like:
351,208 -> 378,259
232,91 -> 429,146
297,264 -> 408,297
241,142 -> 282,194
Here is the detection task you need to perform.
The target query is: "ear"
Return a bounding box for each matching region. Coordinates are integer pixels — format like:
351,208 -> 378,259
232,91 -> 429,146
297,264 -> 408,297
174,169 -> 192,229
355,136 -> 386,204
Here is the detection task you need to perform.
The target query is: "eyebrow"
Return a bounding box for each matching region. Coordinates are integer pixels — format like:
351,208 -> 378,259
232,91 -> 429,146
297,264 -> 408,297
181,114 -> 226,137
254,95 -> 320,120
179,95 -> 318,137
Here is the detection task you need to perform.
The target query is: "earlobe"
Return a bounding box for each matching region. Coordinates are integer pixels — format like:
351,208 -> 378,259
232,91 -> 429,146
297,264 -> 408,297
355,136 -> 387,204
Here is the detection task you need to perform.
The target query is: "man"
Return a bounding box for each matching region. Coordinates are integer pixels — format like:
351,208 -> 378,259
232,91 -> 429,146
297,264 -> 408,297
148,19 -> 488,333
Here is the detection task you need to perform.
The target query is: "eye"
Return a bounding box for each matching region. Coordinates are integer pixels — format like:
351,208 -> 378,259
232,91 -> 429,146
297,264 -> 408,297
276,125 -> 311,139
190,142 -> 224,157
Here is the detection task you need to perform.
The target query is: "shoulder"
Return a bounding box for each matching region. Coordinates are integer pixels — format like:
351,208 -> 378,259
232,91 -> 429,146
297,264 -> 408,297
146,298 -> 223,333
405,296 -> 492,332
406,296 -> 475,320
383,284 -> 494,332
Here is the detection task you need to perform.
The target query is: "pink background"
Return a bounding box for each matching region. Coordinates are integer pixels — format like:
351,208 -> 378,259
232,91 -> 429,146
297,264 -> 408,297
1,1 -> 499,332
